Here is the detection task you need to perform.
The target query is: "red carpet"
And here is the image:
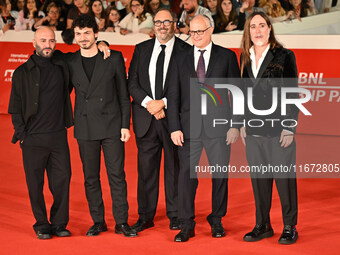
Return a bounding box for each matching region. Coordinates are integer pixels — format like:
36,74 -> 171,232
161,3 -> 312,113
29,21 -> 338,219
0,114 -> 339,254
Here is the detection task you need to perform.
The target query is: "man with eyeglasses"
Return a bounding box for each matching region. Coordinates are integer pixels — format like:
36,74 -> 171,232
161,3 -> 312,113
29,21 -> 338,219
128,8 -> 191,233
167,14 -> 241,242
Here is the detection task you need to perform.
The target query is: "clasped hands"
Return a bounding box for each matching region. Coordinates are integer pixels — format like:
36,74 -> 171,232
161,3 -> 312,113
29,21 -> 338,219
146,100 -> 165,120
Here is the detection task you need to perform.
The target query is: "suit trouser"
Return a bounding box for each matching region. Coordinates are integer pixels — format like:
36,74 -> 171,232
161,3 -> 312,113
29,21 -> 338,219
245,135 -> 298,226
135,118 -> 179,221
21,129 -> 71,232
77,137 -> 128,225
177,130 -> 230,228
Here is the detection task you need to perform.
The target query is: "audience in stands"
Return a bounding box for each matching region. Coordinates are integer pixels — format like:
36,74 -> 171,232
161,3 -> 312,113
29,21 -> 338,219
0,0 -> 338,37
213,0 -> 246,32
259,0 -> 293,22
178,0 -> 214,34
237,0 -> 264,19
204,0 -> 218,15
66,0 -> 89,29
116,0 -> 131,20
90,0 -> 106,30
105,5 -> 120,31
33,2 -> 65,30
119,0 -> 153,34
1,0 -> 18,36
15,0 -> 44,31
145,0 -> 160,16
12,0 -> 24,11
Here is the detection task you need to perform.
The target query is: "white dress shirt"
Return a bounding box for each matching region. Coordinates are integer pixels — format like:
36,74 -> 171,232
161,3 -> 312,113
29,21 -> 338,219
249,44 -> 270,78
194,42 -> 213,72
141,36 -> 175,108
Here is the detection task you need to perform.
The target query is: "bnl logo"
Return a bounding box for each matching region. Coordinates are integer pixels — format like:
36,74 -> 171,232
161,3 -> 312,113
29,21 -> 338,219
201,84 -> 312,116
4,69 -> 15,82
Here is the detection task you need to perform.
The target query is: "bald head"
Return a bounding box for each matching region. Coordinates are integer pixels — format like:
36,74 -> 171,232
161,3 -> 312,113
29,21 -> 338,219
190,15 -> 213,49
33,26 -> 56,58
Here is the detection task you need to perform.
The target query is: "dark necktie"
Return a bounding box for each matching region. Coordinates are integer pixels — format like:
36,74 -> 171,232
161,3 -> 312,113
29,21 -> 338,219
197,49 -> 206,83
155,44 -> 166,100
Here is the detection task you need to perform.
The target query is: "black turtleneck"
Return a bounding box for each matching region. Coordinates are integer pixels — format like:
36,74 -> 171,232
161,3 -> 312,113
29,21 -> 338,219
27,54 -> 65,135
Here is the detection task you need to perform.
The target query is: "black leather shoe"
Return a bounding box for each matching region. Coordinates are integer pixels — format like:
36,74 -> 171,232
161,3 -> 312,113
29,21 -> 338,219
115,223 -> 137,237
243,223 -> 274,242
278,225 -> 298,244
174,228 -> 195,242
86,222 -> 107,236
169,217 -> 180,230
52,227 -> 71,237
36,230 -> 52,240
131,219 -> 154,232
207,215 -> 225,238
211,223 -> 226,238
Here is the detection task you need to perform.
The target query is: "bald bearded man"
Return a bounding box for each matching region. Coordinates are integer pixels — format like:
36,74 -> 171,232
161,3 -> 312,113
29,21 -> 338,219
8,27 -> 73,240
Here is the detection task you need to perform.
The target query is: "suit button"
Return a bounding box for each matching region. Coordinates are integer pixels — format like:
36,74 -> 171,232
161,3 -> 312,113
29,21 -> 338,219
35,83 -> 39,87
100,98 -> 103,102
34,102 -> 37,105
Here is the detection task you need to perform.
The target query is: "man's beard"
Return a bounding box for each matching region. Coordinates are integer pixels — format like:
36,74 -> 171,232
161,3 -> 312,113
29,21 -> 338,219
187,7 -> 196,14
35,45 -> 55,58
78,39 -> 96,50
155,27 -> 174,42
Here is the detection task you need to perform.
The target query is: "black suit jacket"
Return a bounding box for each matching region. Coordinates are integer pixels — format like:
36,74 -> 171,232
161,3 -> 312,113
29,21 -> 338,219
167,43 -> 241,139
63,50 -> 131,140
241,47 -> 299,136
128,37 -> 191,138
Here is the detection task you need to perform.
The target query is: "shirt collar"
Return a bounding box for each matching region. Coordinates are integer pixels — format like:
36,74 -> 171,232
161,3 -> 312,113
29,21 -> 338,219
249,44 -> 270,61
194,41 -> 212,55
155,36 -> 175,52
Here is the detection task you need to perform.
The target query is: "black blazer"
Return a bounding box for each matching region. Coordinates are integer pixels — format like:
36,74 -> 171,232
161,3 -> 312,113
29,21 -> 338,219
63,50 -> 131,140
128,37 -> 191,138
167,43 -> 241,139
241,47 -> 299,136
8,50 -> 73,143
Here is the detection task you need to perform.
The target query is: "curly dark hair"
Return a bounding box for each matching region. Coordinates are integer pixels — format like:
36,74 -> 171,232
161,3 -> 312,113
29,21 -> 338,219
72,13 -> 99,33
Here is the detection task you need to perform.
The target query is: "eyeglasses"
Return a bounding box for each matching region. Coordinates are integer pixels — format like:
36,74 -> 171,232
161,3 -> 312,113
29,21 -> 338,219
189,27 -> 211,36
131,4 -> 141,8
49,11 -> 59,14
154,20 -> 174,27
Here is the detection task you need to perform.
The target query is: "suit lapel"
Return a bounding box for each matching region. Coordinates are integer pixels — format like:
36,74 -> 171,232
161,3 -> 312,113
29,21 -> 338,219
142,39 -> 155,97
163,38 -> 179,95
86,52 -> 107,97
253,50 -> 274,87
246,64 -> 256,84
206,44 -> 217,78
187,47 -> 196,78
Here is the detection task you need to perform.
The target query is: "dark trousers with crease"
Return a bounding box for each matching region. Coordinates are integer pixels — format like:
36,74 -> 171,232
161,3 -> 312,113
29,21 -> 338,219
136,118 -> 179,221
21,129 -> 71,232
245,135 -> 298,226
177,129 -> 230,229
77,137 -> 129,225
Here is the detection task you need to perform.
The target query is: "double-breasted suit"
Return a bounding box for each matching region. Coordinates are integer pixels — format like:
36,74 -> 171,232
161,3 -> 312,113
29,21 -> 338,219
64,50 -> 131,225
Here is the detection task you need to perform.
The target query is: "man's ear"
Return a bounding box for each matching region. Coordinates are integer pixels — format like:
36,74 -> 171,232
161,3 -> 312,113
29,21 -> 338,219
32,40 -> 36,49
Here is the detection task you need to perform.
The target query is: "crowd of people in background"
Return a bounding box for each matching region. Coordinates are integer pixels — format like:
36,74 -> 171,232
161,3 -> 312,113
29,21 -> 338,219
1,0 -> 340,38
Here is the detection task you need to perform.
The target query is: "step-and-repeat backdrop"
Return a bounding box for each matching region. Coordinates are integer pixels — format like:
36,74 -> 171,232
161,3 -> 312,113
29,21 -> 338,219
1,32 -> 339,136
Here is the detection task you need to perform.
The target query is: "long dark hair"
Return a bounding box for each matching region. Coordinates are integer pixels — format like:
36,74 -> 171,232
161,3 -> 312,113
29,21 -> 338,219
240,12 -> 282,76
131,0 -> 148,24
89,0 -> 106,19
105,6 -> 120,28
216,0 -> 238,25
23,0 -> 41,19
